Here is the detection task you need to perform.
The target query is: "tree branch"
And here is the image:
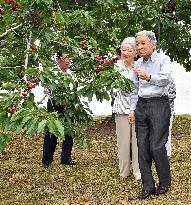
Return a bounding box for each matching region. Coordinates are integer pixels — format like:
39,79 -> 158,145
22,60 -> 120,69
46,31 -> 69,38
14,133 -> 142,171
24,31 -> 32,81
0,39 -> 7,47
0,23 -> 23,39
0,65 -> 24,69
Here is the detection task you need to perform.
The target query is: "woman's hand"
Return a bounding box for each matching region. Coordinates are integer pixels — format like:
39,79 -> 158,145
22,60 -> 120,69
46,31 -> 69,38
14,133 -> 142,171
128,110 -> 135,124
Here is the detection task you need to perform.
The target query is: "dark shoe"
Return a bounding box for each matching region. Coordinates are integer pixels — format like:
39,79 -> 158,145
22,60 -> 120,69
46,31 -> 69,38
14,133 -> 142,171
42,163 -> 51,169
61,160 -> 76,165
138,189 -> 156,200
156,186 -> 169,195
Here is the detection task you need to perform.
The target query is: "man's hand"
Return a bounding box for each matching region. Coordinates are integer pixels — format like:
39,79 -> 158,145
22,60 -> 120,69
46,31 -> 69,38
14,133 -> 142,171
128,110 -> 135,124
133,67 -> 150,81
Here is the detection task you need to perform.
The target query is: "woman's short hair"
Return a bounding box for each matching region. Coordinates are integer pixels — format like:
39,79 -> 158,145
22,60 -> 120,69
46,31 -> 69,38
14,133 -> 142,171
135,30 -> 157,44
120,37 -> 136,51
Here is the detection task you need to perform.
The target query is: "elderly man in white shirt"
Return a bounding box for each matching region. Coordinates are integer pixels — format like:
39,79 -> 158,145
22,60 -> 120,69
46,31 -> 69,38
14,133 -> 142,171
128,30 -> 172,199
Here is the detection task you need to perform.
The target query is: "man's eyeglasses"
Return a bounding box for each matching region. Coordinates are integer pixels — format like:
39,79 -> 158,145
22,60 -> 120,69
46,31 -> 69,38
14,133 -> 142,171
59,56 -> 71,61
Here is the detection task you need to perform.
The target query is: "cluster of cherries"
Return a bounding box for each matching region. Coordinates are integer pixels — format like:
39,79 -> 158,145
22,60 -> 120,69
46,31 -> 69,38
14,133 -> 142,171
1,82 -> 37,113
21,82 -> 37,97
4,0 -> 20,10
30,45 -> 38,52
2,105 -> 17,113
0,0 -> 20,15
95,55 -> 120,74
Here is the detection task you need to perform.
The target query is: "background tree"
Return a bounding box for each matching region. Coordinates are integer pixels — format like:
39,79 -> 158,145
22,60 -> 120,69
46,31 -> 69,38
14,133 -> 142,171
0,0 -> 190,150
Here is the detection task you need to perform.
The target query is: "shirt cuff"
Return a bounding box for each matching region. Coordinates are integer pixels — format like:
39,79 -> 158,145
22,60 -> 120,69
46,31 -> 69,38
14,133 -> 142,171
149,74 -> 157,84
130,105 -> 136,111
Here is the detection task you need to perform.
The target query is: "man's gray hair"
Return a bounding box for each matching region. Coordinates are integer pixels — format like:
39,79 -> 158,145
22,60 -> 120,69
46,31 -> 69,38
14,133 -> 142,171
120,37 -> 136,50
135,30 -> 157,44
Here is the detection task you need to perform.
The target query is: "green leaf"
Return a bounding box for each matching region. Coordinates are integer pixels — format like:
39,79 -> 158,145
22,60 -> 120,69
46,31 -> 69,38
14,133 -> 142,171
11,109 -> 27,121
56,11 -> 66,24
2,82 -> 16,90
0,112 -> 8,124
102,91 -> 110,101
45,32 -> 52,42
37,120 -> 47,133
26,118 -> 38,135
0,132 -> 12,151
47,118 -> 59,137
54,119 -> 64,139
3,118 -> 12,132
36,0 -> 40,3
10,114 -> 25,132
26,67 -> 39,76
15,116 -> 33,132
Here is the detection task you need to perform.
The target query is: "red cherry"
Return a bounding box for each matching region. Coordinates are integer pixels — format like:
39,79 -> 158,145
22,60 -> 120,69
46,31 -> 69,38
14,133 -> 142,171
103,59 -> 109,64
22,92 -> 28,97
12,2 -> 20,10
28,84 -> 33,89
109,58 -> 113,63
30,46 -> 37,51
95,68 -> 100,74
4,0 -> 14,4
96,55 -> 103,61
11,106 -> 17,112
95,65 -> 103,74
31,83 -> 36,88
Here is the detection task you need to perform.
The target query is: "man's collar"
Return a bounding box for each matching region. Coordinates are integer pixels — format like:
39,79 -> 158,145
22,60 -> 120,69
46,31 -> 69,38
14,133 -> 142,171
57,65 -> 68,73
150,50 -> 157,62
140,50 -> 157,63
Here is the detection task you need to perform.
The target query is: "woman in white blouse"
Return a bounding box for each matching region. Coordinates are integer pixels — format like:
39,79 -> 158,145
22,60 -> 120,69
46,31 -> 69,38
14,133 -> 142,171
112,37 -> 141,180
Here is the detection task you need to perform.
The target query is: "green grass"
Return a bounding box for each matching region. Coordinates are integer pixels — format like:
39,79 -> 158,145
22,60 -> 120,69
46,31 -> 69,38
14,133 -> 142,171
0,115 -> 191,205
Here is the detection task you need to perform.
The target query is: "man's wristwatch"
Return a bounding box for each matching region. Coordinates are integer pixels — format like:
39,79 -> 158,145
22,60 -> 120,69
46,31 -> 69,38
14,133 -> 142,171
146,74 -> 151,82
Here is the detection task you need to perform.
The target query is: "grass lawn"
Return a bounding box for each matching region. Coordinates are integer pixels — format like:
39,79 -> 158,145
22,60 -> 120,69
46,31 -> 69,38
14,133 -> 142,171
0,115 -> 191,205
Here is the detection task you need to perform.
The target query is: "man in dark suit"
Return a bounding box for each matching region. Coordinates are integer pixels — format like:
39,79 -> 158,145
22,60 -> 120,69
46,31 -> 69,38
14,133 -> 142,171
42,52 -> 76,168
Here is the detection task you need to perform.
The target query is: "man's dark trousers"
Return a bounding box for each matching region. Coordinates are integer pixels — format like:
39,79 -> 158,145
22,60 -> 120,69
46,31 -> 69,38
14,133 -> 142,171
42,99 -> 73,165
135,96 -> 171,191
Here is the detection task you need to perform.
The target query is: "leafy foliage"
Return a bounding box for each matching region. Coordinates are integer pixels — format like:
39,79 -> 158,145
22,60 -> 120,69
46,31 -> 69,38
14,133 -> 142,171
0,0 -> 190,149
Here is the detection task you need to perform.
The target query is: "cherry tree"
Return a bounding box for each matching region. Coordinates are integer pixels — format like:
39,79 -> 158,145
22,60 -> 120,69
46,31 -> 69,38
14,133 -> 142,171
0,0 -> 190,149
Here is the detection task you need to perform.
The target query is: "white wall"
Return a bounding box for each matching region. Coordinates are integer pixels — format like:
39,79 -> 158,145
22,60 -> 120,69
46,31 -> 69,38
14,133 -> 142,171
172,63 -> 191,115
